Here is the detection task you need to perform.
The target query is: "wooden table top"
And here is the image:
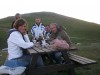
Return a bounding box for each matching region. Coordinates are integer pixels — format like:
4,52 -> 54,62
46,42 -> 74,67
27,45 -> 77,54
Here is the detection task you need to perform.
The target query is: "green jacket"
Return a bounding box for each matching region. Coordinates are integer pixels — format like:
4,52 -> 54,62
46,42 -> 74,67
50,30 -> 72,47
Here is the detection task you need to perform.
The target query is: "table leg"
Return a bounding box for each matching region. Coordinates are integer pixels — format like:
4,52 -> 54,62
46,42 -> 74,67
62,51 -> 75,75
62,51 -> 71,63
25,54 -> 39,75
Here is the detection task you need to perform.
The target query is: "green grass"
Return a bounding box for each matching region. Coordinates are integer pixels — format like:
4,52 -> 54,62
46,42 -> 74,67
0,50 -> 7,65
1,12 -> 100,41
73,44 -> 100,75
0,30 -> 8,49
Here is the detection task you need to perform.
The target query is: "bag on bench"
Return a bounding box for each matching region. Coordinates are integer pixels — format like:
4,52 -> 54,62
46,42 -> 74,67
0,65 -> 26,74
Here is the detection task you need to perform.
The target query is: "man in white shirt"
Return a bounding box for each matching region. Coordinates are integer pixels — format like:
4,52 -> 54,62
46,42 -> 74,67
31,17 -> 45,41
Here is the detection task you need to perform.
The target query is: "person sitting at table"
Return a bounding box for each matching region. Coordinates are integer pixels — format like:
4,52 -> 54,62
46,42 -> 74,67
44,25 -> 51,44
0,18 -> 44,74
49,23 -> 72,64
31,17 -> 45,41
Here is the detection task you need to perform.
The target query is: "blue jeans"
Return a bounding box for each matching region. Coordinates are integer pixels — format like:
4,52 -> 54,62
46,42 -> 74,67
50,52 -> 62,64
36,55 -> 44,67
4,55 -> 44,68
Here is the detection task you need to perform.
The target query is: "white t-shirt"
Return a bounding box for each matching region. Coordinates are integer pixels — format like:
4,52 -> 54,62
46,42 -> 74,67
31,23 -> 45,40
7,31 -> 34,60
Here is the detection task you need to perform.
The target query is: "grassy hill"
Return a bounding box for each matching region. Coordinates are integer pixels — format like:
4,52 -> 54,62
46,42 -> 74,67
0,12 -> 100,49
0,12 -> 100,75
24,12 -> 100,43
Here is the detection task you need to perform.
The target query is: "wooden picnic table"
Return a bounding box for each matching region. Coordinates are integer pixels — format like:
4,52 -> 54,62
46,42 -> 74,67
1,45 -> 97,75
25,46 -> 78,75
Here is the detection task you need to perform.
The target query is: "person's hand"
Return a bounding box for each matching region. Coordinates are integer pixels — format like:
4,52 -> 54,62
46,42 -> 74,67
51,44 -> 57,49
32,39 -> 37,47
42,40 -> 46,48
22,28 -> 27,34
32,39 -> 36,43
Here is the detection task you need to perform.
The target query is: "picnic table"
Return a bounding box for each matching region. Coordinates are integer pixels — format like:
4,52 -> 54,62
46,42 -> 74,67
25,45 -> 97,75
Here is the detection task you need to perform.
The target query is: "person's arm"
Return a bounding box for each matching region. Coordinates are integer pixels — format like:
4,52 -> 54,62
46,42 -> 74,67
31,26 -> 36,40
60,31 -> 72,47
31,26 -> 35,36
24,34 -> 31,42
43,26 -> 46,36
9,32 -> 34,49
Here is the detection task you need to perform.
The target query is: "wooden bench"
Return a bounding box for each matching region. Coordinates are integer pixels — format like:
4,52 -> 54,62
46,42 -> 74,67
68,53 -> 97,67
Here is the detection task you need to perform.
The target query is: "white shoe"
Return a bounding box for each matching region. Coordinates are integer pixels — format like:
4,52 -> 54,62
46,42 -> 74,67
0,65 -> 10,74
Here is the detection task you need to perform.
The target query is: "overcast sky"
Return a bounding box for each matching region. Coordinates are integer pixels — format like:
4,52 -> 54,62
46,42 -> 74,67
0,0 -> 100,24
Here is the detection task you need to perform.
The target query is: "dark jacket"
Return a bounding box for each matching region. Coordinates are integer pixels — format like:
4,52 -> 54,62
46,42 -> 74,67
11,20 -> 15,28
50,30 -> 72,47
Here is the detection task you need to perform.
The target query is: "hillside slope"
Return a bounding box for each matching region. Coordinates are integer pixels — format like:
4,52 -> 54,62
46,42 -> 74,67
0,12 -> 100,49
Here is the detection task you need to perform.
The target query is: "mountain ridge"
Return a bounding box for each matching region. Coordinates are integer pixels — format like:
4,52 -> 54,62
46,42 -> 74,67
0,11 -> 100,43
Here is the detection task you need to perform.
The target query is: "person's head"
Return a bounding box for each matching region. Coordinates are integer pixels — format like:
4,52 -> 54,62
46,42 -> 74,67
14,18 -> 28,34
50,23 -> 63,33
45,25 -> 50,32
15,13 -> 21,20
50,23 -> 58,33
35,17 -> 41,25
